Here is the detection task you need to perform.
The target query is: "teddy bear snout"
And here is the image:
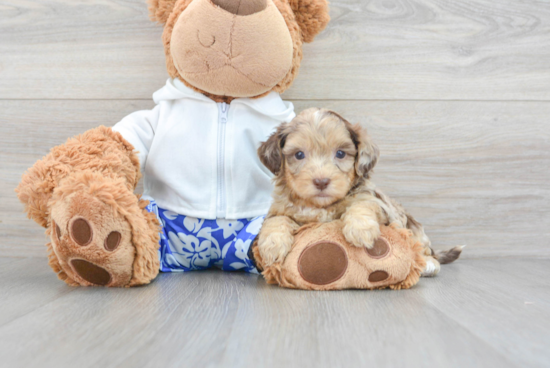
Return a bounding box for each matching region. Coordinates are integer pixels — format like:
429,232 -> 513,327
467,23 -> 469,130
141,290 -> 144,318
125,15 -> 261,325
211,0 -> 267,16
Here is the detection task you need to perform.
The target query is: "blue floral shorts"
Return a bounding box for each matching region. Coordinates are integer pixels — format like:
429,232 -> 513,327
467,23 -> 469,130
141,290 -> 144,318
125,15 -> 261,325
145,200 -> 263,273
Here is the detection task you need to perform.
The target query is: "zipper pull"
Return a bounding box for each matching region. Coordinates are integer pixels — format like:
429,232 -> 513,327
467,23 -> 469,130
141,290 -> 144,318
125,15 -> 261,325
221,102 -> 228,114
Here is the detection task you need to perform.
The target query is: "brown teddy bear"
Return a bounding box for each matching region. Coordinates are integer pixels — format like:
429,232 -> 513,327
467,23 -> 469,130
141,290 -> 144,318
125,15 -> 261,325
16,0 -> 331,287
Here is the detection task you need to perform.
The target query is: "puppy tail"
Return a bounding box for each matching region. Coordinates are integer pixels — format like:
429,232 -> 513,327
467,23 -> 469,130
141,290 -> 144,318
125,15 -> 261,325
433,245 -> 465,264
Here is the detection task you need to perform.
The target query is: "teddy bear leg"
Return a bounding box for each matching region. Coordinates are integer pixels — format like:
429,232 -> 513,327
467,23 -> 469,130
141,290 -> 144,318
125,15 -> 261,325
48,171 -> 160,287
260,221 -> 426,290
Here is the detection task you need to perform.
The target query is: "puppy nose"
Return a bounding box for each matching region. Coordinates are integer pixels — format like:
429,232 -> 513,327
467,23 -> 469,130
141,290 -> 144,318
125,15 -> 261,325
211,0 -> 267,15
313,178 -> 331,190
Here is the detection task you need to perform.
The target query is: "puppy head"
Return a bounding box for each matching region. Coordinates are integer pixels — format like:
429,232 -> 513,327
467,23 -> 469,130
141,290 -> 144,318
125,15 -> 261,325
258,108 -> 379,208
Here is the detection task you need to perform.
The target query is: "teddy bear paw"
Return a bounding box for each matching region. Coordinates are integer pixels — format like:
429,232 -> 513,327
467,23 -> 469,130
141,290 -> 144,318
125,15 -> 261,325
49,192 -> 136,287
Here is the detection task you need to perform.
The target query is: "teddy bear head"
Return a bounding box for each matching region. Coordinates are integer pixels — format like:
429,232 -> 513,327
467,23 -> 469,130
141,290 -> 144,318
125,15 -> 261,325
148,0 -> 330,102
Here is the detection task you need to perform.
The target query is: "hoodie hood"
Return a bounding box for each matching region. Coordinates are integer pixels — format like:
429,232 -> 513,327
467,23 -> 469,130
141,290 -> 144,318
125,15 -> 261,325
154,78 -> 295,122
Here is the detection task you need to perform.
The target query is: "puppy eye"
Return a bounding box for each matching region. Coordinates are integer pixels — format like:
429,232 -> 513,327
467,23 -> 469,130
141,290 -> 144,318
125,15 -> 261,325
335,150 -> 346,159
295,151 -> 305,160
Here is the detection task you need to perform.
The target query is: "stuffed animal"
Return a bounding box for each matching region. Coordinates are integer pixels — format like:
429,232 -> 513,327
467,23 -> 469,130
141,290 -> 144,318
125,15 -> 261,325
15,0 -> 331,287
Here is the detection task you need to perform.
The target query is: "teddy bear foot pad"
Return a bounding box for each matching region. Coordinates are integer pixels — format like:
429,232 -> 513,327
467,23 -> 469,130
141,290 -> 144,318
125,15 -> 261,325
298,241 -> 348,285
49,187 -> 137,287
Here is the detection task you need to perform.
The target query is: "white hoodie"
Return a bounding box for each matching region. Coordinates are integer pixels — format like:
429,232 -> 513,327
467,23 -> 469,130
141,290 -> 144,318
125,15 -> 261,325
112,79 -> 296,220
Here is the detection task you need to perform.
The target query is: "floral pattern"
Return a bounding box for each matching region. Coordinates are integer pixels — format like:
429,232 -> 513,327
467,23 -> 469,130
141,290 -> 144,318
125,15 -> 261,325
146,200 -> 262,273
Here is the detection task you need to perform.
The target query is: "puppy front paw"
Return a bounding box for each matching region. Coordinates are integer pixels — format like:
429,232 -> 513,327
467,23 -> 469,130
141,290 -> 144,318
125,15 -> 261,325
258,232 -> 294,267
342,218 -> 381,249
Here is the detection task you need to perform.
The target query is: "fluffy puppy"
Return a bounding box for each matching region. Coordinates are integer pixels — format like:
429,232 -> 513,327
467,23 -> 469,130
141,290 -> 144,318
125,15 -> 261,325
257,108 -> 462,276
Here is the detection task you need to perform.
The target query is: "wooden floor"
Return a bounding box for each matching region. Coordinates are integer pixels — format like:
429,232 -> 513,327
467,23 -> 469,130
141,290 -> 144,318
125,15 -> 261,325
0,256 -> 548,368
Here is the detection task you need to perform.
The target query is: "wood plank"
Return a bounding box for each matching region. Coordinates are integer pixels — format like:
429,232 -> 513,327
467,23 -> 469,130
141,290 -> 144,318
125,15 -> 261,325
1,0 -> 550,100
0,258 -> 526,368
0,257 -> 75,327
0,257 -> 19,266
421,258 -> 550,368
1,99 -> 549,258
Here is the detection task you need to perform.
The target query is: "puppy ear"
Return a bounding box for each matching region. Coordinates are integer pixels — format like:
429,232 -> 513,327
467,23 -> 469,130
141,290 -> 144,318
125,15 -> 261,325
347,123 -> 380,179
258,123 -> 291,175
288,0 -> 330,43
148,0 -> 178,24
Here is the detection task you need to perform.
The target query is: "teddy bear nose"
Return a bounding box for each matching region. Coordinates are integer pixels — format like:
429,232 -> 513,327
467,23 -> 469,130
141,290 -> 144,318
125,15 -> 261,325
211,0 -> 267,15
313,178 -> 331,190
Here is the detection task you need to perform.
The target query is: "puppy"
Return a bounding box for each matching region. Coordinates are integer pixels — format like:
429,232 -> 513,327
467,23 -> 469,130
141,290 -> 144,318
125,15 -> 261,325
257,108 -> 462,276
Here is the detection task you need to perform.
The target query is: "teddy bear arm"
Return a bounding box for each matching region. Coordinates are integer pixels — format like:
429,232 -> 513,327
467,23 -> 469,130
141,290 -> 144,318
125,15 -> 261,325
15,126 -> 141,228
16,154 -> 61,228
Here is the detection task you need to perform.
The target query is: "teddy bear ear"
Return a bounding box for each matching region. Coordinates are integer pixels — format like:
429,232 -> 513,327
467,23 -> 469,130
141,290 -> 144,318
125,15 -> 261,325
147,0 -> 178,24
288,0 -> 330,43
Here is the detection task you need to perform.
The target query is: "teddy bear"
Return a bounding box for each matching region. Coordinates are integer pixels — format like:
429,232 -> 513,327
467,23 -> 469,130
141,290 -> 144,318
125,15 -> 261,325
16,0 -> 332,287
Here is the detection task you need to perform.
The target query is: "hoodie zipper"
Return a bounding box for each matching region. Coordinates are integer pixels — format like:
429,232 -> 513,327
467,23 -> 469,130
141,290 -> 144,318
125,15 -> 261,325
216,102 -> 228,218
